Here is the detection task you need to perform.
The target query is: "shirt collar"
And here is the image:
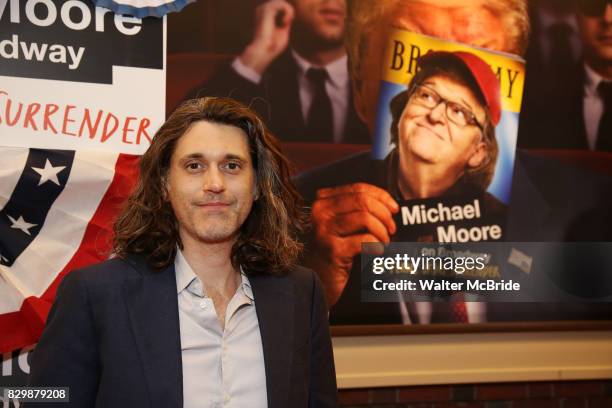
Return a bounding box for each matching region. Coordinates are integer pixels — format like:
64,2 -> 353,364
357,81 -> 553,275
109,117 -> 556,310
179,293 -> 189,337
239,266 -> 254,302
290,49 -> 349,88
584,63 -> 606,97
174,249 -> 254,302
175,248 -> 196,294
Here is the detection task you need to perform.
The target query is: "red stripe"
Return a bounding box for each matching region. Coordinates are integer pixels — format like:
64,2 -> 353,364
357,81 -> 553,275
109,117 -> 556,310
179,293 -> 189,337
0,153 -> 140,353
0,312 -> 35,353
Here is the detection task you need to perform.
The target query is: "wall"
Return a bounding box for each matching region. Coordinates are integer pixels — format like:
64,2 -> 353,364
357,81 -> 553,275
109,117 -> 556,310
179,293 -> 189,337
338,380 -> 612,407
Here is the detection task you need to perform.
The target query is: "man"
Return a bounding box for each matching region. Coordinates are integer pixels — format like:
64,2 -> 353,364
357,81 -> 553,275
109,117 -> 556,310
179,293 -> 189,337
27,97 -> 337,407
296,0 -> 529,324
374,51 -> 506,245
517,0 -> 581,149
520,0 -> 612,150
528,0 -> 582,73
387,52 -> 501,206
198,0 -> 368,144
299,0 -> 612,325
577,0 -> 612,150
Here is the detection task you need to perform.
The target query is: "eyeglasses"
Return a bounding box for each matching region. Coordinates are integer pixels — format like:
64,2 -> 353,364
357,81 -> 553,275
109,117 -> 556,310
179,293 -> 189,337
408,85 -> 484,131
578,0 -> 612,17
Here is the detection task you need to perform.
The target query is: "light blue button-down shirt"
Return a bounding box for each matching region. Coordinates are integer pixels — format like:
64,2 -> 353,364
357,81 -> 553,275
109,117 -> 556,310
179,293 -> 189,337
175,250 -> 268,408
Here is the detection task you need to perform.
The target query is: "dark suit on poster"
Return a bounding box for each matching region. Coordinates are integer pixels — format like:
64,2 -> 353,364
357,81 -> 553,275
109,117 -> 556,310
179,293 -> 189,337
519,65 -> 589,150
517,4 -> 585,150
193,51 -> 369,144
27,255 -> 336,408
295,149 -> 612,325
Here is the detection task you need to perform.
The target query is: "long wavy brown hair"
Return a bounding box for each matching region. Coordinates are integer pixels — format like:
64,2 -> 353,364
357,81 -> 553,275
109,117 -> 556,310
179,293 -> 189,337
113,97 -> 307,275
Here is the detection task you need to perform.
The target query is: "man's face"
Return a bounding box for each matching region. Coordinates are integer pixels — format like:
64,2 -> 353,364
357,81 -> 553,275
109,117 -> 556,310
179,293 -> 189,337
398,74 -> 486,174
355,0 -> 510,132
165,121 -> 256,246
292,0 -> 346,46
577,4 -> 612,70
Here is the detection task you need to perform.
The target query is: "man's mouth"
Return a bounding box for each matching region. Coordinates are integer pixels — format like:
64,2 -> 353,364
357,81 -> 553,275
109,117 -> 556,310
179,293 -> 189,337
597,33 -> 612,44
319,7 -> 344,21
415,123 -> 445,141
195,201 -> 231,209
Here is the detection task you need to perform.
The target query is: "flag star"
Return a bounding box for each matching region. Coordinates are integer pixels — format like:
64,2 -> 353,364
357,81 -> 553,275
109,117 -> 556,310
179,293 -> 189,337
7,215 -> 37,236
32,159 -> 66,186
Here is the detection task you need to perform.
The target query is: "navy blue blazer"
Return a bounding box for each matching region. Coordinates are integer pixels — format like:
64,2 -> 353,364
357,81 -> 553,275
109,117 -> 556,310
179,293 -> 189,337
27,256 -> 337,407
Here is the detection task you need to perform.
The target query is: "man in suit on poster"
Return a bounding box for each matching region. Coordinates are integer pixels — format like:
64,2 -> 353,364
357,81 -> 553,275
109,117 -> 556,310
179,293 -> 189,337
520,0 -> 612,150
27,97 -> 337,407
295,0 -> 530,325
574,0 -> 612,151
296,0 -> 612,325
517,0 -> 581,149
198,0 -> 369,144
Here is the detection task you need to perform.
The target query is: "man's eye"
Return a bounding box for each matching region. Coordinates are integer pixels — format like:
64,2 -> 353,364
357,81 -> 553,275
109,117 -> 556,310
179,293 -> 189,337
186,162 -> 203,170
223,162 -> 241,171
418,89 -> 433,100
453,107 -> 466,119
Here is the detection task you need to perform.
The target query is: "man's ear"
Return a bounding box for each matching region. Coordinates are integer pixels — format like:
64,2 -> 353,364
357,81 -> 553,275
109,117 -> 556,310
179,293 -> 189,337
467,142 -> 487,168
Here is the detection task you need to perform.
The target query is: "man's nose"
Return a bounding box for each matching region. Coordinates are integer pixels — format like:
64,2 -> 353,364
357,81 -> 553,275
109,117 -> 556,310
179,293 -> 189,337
202,166 -> 225,193
427,102 -> 447,124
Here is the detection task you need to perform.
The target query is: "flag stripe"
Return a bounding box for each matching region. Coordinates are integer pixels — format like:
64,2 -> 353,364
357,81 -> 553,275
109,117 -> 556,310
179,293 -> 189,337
0,149 -> 75,266
0,311 -> 34,354
0,153 -> 140,353
40,153 -> 140,303
1,150 -> 118,310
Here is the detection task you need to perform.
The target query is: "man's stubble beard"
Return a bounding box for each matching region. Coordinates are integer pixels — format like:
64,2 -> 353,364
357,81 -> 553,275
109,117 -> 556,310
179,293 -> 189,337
186,211 -> 243,245
292,19 -> 346,53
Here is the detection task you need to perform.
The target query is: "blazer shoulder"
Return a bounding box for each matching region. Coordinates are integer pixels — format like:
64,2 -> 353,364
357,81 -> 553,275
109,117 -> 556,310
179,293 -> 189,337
65,257 -> 143,289
284,265 -> 329,308
263,50 -> 297,77
259,265 -> 318,298
285,265 -> 317,287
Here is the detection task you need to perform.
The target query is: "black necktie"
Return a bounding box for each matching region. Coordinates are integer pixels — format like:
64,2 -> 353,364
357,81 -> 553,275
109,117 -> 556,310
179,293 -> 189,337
305,68 -> 333,142
595,81 -> 612,152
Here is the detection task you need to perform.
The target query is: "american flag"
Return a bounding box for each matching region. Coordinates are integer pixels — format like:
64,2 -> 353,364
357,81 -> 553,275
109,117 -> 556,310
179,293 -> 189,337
90,0 -> 195,18
0,147 -> 140,353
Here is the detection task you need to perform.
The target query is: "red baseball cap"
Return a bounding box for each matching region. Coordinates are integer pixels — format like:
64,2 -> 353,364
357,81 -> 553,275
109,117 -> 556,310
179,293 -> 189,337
418,51 -> 502,125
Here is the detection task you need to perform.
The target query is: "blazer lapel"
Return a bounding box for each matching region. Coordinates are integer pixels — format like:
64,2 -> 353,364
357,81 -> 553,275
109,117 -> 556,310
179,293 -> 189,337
267,52 -> 306,141
250,273 -> 295,408
123,256 -> 183,408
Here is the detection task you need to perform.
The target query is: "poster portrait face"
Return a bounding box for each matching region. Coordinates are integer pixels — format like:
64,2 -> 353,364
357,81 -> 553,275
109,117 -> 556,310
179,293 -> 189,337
291,0 -> 347,47
577,2 -> 612,67
388,50 -> 502,198
397,74 -> 488,179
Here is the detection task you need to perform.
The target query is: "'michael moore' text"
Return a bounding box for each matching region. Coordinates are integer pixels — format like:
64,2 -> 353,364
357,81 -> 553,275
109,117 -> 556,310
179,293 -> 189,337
401,199 -> 502,242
